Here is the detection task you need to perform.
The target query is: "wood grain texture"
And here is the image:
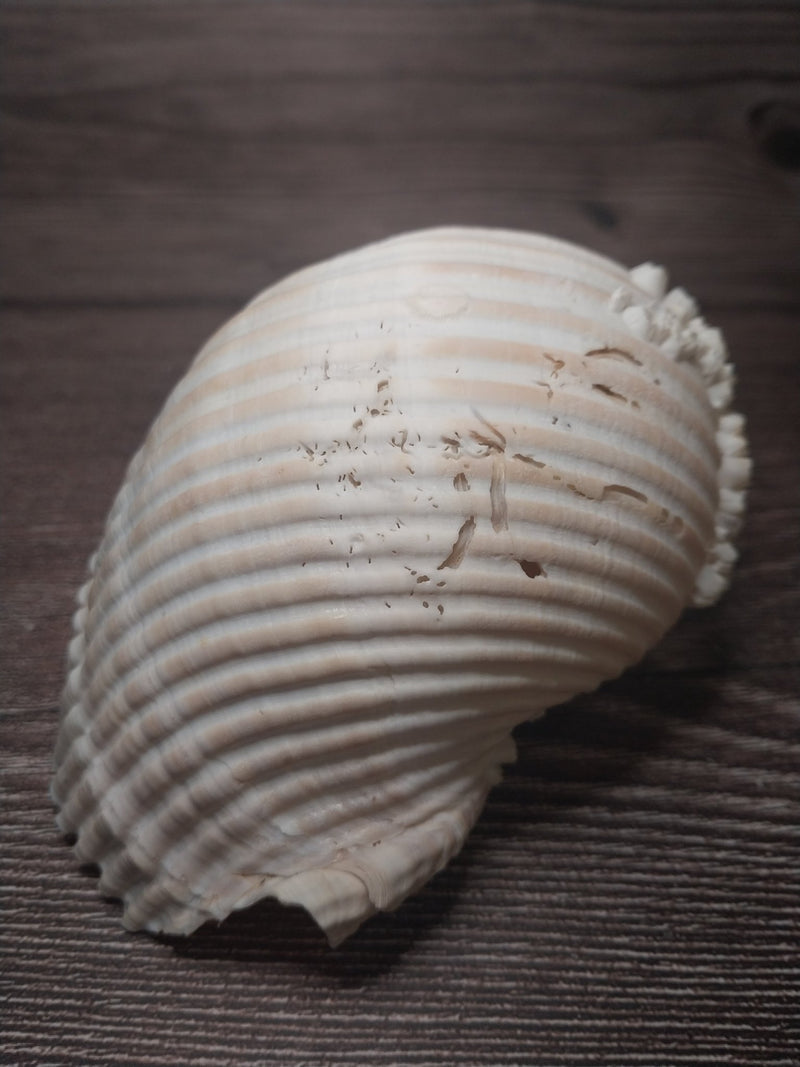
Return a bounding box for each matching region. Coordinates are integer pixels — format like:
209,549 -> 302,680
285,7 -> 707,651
2,2 -> 798,1065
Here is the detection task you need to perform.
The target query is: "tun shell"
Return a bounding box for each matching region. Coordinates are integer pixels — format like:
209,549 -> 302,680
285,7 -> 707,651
52,227 -> 750,945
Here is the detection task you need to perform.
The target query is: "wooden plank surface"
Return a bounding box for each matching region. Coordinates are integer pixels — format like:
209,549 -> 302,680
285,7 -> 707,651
2,3 -> 798,1065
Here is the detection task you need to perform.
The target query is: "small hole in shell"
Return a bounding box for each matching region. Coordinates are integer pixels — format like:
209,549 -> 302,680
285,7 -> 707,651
518,560 -> 546,579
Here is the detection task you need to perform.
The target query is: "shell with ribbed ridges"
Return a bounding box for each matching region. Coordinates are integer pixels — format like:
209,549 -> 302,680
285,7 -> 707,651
52,227 -> 750,945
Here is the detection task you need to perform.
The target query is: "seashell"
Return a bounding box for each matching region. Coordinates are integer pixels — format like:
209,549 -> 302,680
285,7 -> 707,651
52,227 -> 750,945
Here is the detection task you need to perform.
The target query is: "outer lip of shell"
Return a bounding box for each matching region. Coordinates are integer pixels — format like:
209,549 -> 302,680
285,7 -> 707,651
607,264 -> 750,606
51,226 -> 750,945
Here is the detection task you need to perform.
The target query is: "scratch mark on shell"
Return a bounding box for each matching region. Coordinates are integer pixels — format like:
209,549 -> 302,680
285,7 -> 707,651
470,409 -> 506,450
490,457 -> 508,532
592,383 -> 629,403
512,453 -> 545,469
585,346 -> 642,366
601,484 -> 648,504
437,516 -> 476,570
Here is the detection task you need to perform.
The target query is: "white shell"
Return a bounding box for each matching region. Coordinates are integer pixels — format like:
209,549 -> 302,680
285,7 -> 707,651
52,227 -> 750,945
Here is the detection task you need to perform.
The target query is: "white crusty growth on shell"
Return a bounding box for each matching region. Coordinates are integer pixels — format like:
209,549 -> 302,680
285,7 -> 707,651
52,227 -> 750,945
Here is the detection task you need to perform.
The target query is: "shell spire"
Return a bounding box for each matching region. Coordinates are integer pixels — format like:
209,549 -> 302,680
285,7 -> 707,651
52,227 -> 750,945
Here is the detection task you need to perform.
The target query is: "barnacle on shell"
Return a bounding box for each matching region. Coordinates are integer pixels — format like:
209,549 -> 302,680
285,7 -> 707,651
52,227 -> 750,945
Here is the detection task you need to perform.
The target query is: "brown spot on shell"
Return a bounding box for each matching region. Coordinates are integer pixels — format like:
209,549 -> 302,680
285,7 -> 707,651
441,434 -> 462,458
543,353 -> 565,374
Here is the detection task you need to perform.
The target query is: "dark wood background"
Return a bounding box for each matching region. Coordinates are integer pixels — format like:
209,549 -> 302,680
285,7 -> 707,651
2,3 -> 798,1065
